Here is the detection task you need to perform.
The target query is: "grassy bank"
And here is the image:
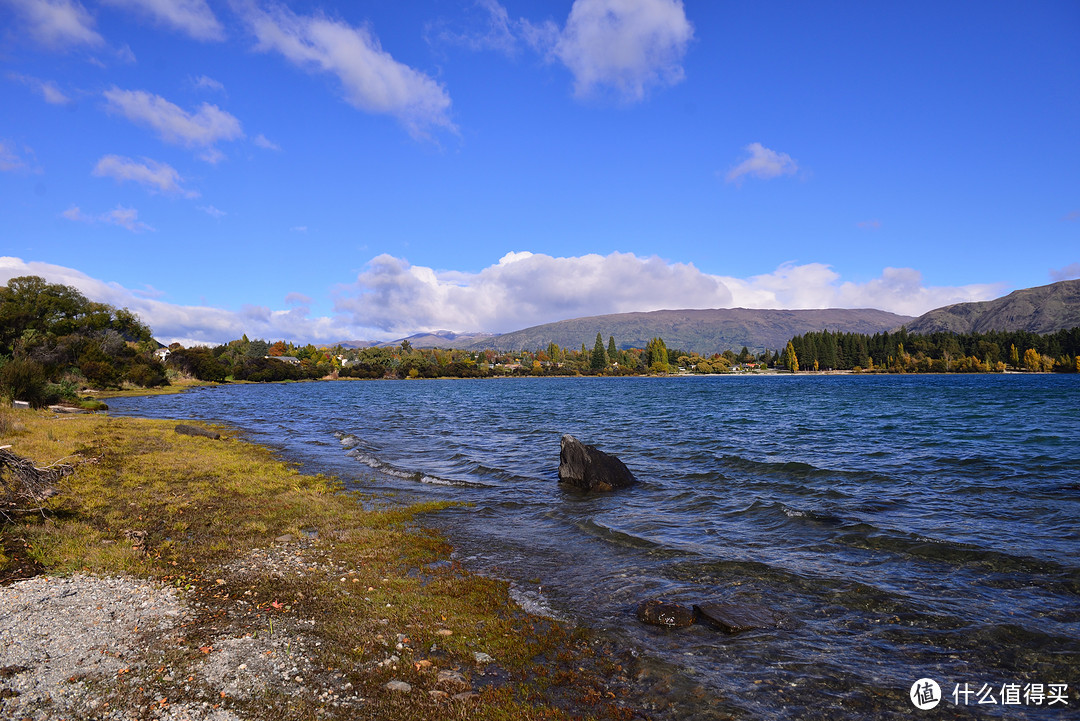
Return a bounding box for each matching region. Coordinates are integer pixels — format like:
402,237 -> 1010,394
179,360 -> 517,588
0,408 -> 651,720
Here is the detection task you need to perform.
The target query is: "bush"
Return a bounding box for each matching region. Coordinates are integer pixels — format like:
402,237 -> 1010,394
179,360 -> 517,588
0,359 -> 49,408
125,358 -> 169,387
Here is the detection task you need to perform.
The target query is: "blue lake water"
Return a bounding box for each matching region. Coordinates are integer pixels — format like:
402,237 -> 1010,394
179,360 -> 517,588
107,374 -> 1080,718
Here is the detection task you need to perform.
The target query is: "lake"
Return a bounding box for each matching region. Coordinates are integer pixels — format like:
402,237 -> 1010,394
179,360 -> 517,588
107,374 -> 1080,719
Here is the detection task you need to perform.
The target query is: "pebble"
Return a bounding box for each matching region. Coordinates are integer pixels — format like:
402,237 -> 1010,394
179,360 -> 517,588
385,680 -> 412,693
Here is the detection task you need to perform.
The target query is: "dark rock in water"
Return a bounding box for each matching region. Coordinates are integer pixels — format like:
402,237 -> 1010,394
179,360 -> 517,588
636,599 -> 697,628
693,602 -> 783,633
558,434 -> 637,492
175,424 -> 221,440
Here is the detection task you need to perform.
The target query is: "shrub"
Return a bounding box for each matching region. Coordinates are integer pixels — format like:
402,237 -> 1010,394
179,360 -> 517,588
0,359 -> 49,407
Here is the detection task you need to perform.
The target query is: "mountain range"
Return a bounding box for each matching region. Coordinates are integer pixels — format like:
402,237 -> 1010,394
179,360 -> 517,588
338,279 -> 1080,355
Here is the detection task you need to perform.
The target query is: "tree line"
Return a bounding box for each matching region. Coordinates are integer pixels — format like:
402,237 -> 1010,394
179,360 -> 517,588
781,327 -> 1080,373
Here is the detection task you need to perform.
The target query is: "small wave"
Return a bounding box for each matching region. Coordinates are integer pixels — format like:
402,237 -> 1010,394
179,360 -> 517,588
343,446 -> 489,488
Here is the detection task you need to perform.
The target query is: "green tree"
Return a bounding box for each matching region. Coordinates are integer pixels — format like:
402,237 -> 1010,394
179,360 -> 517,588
590,332 -> 608,372
608,336 -> 617,361
1010,344 -> 1020,369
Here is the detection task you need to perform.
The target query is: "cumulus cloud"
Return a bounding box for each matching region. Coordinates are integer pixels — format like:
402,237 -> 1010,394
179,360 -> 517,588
0,256 -> 357,346
4,0 -> 105,50
1049,263 -> 1080,282
332,252 -> 1005,334
725,142 -> 799,185
100,0 -> 224,41
61,204 -> 154,232
526,0 -> 694,101
103,87 -> 244,161
92,154 -> 198,197
0,253 -> 1008,347
234,1 -> 454,139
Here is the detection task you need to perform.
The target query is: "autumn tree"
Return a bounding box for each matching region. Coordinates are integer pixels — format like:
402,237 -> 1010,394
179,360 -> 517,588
784,341 -> 799,373
1023,348 -> 1041,371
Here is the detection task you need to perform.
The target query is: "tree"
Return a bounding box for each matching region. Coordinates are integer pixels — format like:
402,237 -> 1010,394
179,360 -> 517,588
608,336 -> 617,361
590,332 -> 608,372
1023,348 -> 1041,372
1010,344 -> 1020,369
784,341 -> 799,373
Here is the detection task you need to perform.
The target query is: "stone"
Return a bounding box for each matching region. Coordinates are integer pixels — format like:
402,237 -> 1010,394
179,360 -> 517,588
692,602 -> 783,633
558,434 -> 637,492
636,599 -> 697,628
436,670 -> 468,691
473,652 -> 493,663
175,424 -> 221,440
384,680 -> 411,693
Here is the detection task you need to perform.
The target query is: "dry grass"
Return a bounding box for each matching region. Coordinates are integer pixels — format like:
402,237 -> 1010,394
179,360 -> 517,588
0,408 -> 646,721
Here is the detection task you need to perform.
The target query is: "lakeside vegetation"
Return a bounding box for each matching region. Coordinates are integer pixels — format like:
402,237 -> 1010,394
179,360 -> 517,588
3,275 -> 1078,413
0,408 -> 651,719
782,327 -> 1080,373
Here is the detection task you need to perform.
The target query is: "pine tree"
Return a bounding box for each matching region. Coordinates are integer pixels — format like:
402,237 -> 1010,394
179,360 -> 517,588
608,336 -> 617,361
591,332 -> 608,372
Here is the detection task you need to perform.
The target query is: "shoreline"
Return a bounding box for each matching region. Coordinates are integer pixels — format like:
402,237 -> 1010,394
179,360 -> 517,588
0,408 -> 692,720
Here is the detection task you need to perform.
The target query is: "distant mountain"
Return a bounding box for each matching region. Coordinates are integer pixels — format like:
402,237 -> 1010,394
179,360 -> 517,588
466,308 -> 914,355
337,330 -> 498,350
906,280 -> 1080,335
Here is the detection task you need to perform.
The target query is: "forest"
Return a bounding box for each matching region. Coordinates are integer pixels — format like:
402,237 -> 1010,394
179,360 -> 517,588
782,327 -> 1080,373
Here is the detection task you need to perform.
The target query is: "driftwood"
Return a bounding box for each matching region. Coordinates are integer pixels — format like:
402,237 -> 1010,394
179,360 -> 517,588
0,446 -> 73,521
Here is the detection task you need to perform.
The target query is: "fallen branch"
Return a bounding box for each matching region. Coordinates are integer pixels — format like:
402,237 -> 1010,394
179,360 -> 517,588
0,447 -> 74,522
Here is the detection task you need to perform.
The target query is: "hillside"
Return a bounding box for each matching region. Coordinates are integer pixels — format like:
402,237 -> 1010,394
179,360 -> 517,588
466,308 -> 914,355
906,279 -> 1080,335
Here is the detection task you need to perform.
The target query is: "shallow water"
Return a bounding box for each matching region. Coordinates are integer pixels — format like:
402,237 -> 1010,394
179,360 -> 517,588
108,374 -> 1080,718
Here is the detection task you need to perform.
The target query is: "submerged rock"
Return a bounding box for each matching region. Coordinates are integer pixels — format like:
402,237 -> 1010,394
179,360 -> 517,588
693,602 -> 783,633
636,599 -> 697,628
558,434 -> 637,492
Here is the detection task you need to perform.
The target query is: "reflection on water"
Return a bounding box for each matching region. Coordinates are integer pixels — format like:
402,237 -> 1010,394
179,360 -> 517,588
109,374 -> 1080,719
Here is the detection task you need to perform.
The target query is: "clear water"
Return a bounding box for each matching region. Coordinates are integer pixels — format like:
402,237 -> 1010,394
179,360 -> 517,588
108,375 -> 1080,718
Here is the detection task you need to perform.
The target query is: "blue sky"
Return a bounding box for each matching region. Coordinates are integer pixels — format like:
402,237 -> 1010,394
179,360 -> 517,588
1,0 -> 1078,345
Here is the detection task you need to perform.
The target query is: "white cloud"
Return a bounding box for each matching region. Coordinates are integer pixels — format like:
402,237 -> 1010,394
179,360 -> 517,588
0,254 -> 1009,348
4,0 -> 105,50
725,142 -> 799,185
92,154 -> 198,197
253,133 -> 280,150
103,87 -> 244,160
8,72 -> 73,104
529,0 -> 694,102
333,252 -> 1005,334
192,74 -> 226,92
428,0 -> 518,56
61,204 -> 154,232
0,140 -> 34,172
290,225 -> 308,233
198,204 -> 226,218
857,219 -> 882,231
235,1 -> 454,139
0,256 -> 357,346
100,0 -> 224,41
1049,263 -> 1080,282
